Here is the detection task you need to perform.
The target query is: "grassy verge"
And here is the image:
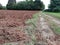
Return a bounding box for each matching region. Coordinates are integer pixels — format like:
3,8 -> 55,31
25,12 -> 40,45
45,16 -> 60,35
49,21 -> 60,35
44,12 -> 60,19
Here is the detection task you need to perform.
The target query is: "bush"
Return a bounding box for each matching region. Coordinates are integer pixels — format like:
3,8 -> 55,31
34,1 -> 45,10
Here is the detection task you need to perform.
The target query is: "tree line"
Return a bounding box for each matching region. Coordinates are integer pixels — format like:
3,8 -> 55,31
0,0 -> 60,12
45,0 -> 60,12
0,0 -> 45,10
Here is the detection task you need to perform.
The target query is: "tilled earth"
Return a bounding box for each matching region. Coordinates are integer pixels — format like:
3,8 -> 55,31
0,10 -> 38,44
0,10 -> 60,45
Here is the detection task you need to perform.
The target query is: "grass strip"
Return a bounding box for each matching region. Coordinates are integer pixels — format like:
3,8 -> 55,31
44,16 -> 60,35
25,12 -> 40,45
44,12 -> 60,19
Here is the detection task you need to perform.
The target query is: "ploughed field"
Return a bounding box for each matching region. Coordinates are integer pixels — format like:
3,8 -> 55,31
0,10 -> 38,44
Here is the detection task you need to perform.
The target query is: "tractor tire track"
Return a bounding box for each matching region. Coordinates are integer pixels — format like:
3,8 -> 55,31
42,13 -> 60,45
39,15 -> 57,45
43,13 -> 60,26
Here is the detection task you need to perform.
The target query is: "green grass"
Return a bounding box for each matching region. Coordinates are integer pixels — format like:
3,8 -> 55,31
25,12 -> 40,28
44,12 -> 60,19
25,12 -> 40,45
45,16 -> 60,35
50,22 -> 60,35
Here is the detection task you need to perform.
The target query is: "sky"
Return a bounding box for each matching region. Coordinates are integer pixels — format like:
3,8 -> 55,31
0,0 -> 50,9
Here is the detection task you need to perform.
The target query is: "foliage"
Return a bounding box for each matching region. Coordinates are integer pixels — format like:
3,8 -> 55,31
2,6 -> 7,10
44,12 -> 60,19
48,0 -> 60,12
34,0 -> 45,10
6,0 -> 45,10
8,0 -> 16,4
6,3 -> 16,10
15,1 -> 27,10
6,0 -> 16,10
0,4 -> 3,9
15,1 -> 44,10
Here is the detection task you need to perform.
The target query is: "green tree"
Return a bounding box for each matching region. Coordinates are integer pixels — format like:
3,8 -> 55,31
26,0 -> 33,2
26,0 -> 28,1
6,0 -> 16,10
34,0 -> 45,10
8,0 -> 16,4
49,0 -> 60,12
6,0 -> 45,10
0,4 -> 3,9
35,0 -> 40,2
30,0 -> 33,2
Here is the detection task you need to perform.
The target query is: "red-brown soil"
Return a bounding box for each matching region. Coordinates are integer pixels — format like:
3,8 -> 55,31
0,10 -> 38,44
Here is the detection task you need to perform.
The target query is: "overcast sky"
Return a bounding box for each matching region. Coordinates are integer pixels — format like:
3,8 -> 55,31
0,0 -> 50,9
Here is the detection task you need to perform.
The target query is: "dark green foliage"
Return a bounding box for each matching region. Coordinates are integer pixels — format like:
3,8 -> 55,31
6,0 -> 16,10
0,4 -> 6,10
0,4 -> 3,9
26,0 -> 28,2
15,0 -> 44,10
6,3 -> 16,10
8,0 -> 16,4
2,6 -> 6,10
6,0 -> 45,10
34,0 -> 45,10
16,1 -> 28,10
48,0 -> 60,12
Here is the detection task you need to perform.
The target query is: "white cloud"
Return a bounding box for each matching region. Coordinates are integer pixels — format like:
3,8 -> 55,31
0,0 -> 50,9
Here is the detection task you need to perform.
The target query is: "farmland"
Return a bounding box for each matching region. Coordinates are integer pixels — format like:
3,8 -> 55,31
0,0 -> 60,45
0,10 -> 38,44
0,10 -> 60,45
